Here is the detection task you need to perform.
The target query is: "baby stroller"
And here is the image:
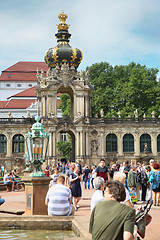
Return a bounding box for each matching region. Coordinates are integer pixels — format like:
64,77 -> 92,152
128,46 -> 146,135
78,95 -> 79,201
135,198 -> 153,239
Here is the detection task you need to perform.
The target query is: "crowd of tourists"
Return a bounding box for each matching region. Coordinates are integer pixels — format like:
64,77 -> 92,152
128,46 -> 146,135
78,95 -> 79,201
1,158 -> 160,239
44,158 -> 160,239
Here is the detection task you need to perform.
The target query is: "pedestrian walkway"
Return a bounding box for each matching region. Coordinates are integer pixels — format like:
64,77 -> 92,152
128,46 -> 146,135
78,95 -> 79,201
0,186 -> 160,239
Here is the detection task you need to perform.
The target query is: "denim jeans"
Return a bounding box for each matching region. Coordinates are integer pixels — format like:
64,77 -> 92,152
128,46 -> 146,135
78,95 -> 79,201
84,178 -> 90,189
91,178 -> 94,189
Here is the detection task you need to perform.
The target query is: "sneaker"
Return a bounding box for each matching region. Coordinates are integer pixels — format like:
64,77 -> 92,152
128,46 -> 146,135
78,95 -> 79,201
75,207 -> 78,211
12,190 -> 15,192
77,205 -> 79,209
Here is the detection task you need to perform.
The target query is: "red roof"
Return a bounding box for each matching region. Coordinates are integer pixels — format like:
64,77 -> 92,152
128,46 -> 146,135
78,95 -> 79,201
0,101 -> 7,108
8,86 -> 37,99
0,99 -> 36,109
0,61 -> 48,82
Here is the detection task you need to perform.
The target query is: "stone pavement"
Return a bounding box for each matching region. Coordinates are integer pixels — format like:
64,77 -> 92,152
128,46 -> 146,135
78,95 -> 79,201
0,186 -> 160,239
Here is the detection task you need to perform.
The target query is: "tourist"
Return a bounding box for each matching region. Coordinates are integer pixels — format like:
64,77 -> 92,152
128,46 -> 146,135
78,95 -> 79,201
0,195 -> 5,206
65,162 -> 75,187
116,161 -> 120,171
109,164 -> 117,179
137,167 -> 148,203
145,165 -> 152,200
1,164 -> 4,177
127,165 -> 137,190
149,159 -> 154,171
91,177 -> 105,212
44,166 -> 50,177
83,165 -> 91,189
49,167 -> 60,187
127,165 -> 139,202
3,172 -> 15,191
45,175 -> 74,216
13,169 -> 20,179
95,159 -> 110,182
113,171 -> 134,208
62,162 -> 66,174
148,162 -> 160,206
11,171 -> 18,190
123,161 -> 130,190
91,165 -> 96,189
89,180 -> 135,240
70,166 -> 82,211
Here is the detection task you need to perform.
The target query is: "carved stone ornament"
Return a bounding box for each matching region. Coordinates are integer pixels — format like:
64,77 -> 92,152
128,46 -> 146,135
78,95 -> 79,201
48,111 -> 57,123
74,112 -> 83,123
91,129 -> 98,136
91,140 -> 98,153
54,63 -> 75,87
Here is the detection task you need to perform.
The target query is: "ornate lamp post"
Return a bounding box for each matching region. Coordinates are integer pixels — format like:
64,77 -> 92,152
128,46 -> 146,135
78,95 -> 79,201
25,115 -> 50,177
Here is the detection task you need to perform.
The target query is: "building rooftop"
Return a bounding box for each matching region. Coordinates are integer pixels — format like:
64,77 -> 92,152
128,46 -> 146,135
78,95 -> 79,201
0,99 -> 36,109
8,86 -> 37,99
0,61 -> 48,82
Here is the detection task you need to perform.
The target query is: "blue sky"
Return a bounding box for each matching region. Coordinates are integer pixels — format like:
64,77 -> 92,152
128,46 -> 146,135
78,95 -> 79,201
0,0 -> 160,74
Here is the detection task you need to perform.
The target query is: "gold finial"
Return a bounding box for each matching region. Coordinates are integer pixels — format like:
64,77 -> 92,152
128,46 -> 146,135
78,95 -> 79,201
58,10 -> 68,24
57,10 -> 70,31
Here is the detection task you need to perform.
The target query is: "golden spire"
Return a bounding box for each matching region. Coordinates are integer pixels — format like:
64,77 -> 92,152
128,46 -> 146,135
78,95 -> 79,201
57,10 -> 70,31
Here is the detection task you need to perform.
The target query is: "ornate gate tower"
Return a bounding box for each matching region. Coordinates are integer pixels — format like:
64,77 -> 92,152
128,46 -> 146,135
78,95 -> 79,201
35,11 -> 105,166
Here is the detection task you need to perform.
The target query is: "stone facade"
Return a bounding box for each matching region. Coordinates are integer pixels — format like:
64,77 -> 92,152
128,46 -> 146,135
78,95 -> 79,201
1,11 -> 160,173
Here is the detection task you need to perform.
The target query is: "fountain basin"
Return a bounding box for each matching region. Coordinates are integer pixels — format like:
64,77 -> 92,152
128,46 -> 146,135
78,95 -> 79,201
0,215 -> 91,240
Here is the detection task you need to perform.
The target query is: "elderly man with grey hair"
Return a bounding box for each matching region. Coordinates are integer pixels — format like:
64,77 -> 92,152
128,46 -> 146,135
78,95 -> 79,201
91,177 -> 105,212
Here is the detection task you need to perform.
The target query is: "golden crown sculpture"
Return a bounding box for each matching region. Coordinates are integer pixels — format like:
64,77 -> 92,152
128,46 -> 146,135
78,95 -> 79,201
57,10 -> 70,31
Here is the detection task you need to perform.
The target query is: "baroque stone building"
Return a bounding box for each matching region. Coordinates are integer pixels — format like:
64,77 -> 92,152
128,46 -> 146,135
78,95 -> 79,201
0,11 -> 160,172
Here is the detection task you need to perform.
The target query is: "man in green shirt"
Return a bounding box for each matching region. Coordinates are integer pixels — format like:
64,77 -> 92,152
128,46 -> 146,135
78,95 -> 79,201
89,180 -> 135,240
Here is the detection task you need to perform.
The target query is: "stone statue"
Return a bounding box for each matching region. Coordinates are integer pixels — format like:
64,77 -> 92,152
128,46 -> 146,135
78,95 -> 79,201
118,111 -> 121,118
27,110 -> 30,118
8,112 -> 13,118
91,140 -> 98,153
152,111 -> 155,118
100,108 -> 104,117
80,70 -> 84,81
143,143 -> 148,152
134,109 -> 138,118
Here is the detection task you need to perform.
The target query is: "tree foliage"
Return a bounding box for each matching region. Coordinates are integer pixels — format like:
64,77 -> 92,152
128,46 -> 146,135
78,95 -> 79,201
59,61 -> 159,118
56,134 -> 72,159
59,93 -> 71,117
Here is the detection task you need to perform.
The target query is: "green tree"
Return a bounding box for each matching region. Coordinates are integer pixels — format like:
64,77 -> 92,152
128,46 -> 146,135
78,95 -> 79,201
56,134 -> 72,159
59,61 -> 159,118
89,62 -> 159,117
59,93 -> 70,117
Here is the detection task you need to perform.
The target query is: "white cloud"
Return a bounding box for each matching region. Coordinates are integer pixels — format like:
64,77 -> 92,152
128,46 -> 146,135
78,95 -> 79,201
0,0 -> 160,72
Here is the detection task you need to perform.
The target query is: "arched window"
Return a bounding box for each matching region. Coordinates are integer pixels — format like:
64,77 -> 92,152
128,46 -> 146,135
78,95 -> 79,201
12,134 -> 24,153
123,134 -> 134,152
0,134 -> 7,153
140,134 -> 151,152
157,134 -> 160,152
106,134 -> 117,152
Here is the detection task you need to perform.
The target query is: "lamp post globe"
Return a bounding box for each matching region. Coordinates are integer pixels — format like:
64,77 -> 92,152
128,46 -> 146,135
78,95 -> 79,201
25,115 -> 50,177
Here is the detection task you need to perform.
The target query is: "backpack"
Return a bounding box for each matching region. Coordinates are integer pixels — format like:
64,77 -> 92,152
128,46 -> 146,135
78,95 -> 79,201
136,172 -> 141,183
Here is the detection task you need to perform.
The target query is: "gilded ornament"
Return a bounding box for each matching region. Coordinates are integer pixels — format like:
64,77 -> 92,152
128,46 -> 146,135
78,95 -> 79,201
52,47 -> 58,61
71,47 -> 77,62
58,10 -> 68,24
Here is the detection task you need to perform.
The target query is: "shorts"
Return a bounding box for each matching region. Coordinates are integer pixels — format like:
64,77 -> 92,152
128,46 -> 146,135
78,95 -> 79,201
4,181 -> 12,185
153,185 -> 160,192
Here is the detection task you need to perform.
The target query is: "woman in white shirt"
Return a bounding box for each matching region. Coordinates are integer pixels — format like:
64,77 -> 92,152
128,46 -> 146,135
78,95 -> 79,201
113,171 -> 134,208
